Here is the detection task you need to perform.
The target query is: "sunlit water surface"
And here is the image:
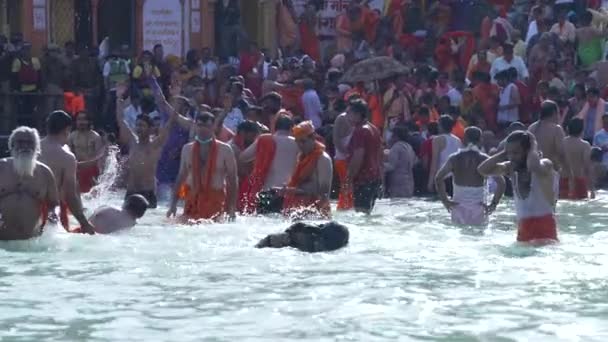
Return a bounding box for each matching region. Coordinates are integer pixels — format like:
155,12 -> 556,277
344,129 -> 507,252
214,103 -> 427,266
2,187 -> 608,341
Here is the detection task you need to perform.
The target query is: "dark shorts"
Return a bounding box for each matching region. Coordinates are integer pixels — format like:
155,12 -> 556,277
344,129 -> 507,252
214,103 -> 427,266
353,181 -> 381,213
125,190 -> 157,209
257,190 -> 284,214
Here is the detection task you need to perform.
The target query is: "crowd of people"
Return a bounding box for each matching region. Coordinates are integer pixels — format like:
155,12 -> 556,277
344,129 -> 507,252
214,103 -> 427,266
1,0 -> 608,248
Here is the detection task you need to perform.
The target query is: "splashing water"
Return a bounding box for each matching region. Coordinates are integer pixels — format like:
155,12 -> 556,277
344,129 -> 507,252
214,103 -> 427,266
82,144 -> 121,208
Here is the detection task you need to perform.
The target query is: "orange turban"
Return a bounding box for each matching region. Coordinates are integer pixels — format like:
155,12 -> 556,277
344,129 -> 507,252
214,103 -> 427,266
292,121 -> 315,139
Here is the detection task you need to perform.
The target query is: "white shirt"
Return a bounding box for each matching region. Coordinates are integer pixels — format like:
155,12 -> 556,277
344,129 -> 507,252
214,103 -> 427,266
201,61 -> 218,80
525,20 -> 538,45
223,107 -> 244,132
301,89 -> 323,129
490,56 -> 529,81
447,88 -> 463,107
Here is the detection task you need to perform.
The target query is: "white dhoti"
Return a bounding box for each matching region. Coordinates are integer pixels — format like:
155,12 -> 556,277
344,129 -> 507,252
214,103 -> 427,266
451,184 -> 487,226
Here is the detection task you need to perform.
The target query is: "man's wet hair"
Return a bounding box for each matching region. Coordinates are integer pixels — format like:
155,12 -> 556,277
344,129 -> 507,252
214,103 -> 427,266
237,120 -> 261,134
275,114 -> 294,131
348,98 -> 369,119
439,114 -> 455,132
567,118 -> 584,136
47,110 -> 73,135
428,122 -> 440,136
540,100 -> 558,120
393,124 -> 410,142
286,221 -> 349,252
591,147 -> 603,162
587,87 -> 600,97
124,194 -> 149,219
508,121 -> 526,132
464,126 -> 482,145
195,111 -> 216,123
261,92 -> 282,106
506,130 -> 532,151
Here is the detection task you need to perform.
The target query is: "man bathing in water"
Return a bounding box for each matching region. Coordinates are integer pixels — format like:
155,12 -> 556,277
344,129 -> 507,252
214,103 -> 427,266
68,111 -> 104,193
528,101 -> 566,175
39,111 -> 95,234
479,131 -> 559,244
436,127 -> 506,226
333,107 -> 354,210
0,127 -> 59,240
561,118 -> 595,200
167,111 -> 238,221
280,121 -> 333,219
239,115 -> 299,214
88,194 -> 149,234
256,221 -> 349,252
116,82 -> 175,208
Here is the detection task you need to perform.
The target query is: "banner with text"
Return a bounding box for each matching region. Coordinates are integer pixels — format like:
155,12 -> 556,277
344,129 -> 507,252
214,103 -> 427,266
143,0 -> 183,57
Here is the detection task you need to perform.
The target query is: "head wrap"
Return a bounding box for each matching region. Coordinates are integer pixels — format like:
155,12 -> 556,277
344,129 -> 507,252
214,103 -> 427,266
292,121 -> 315,139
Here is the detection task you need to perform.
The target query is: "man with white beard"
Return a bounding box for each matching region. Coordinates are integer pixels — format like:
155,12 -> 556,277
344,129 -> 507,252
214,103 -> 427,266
0,127 -> 59,240
39,111 -> 95,234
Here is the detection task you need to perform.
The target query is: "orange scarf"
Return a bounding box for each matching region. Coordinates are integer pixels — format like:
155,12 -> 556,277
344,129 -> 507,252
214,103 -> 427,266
239,134 -> 277,214
282,142 -> 330,218
183,139 -> 226,221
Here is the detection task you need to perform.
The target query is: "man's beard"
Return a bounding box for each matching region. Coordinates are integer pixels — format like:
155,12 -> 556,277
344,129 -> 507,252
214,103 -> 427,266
11,150 -> 36,178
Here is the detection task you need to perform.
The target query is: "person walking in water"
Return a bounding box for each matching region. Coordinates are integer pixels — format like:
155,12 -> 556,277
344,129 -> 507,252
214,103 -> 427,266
561,118 -> 595,200
428,115 -> 462,194
436,127 -> 506,226
479,131 -> 559,244
0,127 -> 59,240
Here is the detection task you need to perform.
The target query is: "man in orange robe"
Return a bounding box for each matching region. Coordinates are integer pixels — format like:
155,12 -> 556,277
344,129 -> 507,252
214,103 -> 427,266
168,112 -> 238,222
281,121 -> 333,219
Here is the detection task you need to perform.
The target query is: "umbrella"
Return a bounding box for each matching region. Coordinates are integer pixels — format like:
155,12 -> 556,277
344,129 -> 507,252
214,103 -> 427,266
340,56 -> 409,83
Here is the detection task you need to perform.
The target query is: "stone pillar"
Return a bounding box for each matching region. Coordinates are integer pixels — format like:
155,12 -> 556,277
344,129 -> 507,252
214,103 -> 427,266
202,0 -> 216,52
135,0 -> 144,54
259,0 -> 278,57
91,0 -> 99,47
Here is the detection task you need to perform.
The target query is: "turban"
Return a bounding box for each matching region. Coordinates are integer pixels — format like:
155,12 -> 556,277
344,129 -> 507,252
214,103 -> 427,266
292,121 -> 315,139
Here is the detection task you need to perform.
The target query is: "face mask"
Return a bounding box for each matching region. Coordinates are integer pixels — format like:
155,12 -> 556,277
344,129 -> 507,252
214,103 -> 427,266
195,135 -> 212,144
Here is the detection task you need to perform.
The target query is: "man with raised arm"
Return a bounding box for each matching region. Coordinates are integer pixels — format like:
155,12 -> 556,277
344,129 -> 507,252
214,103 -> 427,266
478,131 -> 559,244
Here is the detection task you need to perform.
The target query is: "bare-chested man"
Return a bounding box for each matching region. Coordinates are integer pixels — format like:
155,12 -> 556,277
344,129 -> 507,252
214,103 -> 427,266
0,127 -> 59,240
436,127 -> 506,226
88,194 -> 149,234
428,115 -> 463,193
479,131 -> 559,244
68,111 -> 104,193
39,111 -> 95,233
239,115 -> 299,214
560,118 -> 595,200
261,66 -> 286,96
528,100 -> 564,199
167,112 -> 238,221
115,82 -> 175,208
333,109 -> 354,210
279,121 -> 333,219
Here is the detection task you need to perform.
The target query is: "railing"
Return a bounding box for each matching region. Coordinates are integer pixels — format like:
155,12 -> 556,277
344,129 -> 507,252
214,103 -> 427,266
0,91 -> 65,135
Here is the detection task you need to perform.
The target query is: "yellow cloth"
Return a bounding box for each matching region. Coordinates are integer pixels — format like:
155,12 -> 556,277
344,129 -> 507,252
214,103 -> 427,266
132,65 -> 161,79
11,58 -> 41,92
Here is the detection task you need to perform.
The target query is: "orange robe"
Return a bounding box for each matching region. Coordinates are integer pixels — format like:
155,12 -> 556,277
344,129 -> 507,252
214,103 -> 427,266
473,83 -> 499,131
239,134 -> 277,214
277,3 -> 298,48
334,159 -> 353,210
299,22 -> 320,62
282,142 -> 331,218
517,214 -> 558,244
182,139 -> 226,221
368,94 -> 383,131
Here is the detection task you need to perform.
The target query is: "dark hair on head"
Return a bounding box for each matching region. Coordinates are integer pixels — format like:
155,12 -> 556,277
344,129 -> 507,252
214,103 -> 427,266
573,83 -> 586,95
507,67 -> 518,81
419,107 -> 430,116
587,87 -> 600,97
334,99 -> 347,113
319,222 -> 349,251
567,117 -> 584,136
393,124 -> 410,141
136,114 -> 154,127
231,82 -> 244,93
348,98 -> 369,119
275,114 -> 294,131
540,100 -> 558,120
506,130 -> 532,151
495,69 -> 509,81
439,114 -> 455,132
140,95 -> 156,114
591,146 -> 603,162
327,70 -> 342,83
464,126 -> 482,145
406,120 -> 420,132
581,11 -> 593,25
153,44 -> 163,51
237,120 -> 261,134
346,92 -> 362,102
195,111 -> 216,123
124,194 -> 149,219
428,122 -> 440,135
508,121 -> 526,132
46,110 -> 73,135
261,92 -> 282,106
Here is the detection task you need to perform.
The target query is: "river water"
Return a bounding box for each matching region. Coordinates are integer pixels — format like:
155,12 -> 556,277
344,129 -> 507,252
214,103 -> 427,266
1,191 -> 608,341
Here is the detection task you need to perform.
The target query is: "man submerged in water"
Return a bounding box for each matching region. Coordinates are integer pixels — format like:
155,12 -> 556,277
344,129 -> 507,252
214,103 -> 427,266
0,127 -> 59,240
479,131 -> 559,244
87,194 -> 149,234
560,118 -> 595,200
256,221 -> 349,252
435,127 -> 506,226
